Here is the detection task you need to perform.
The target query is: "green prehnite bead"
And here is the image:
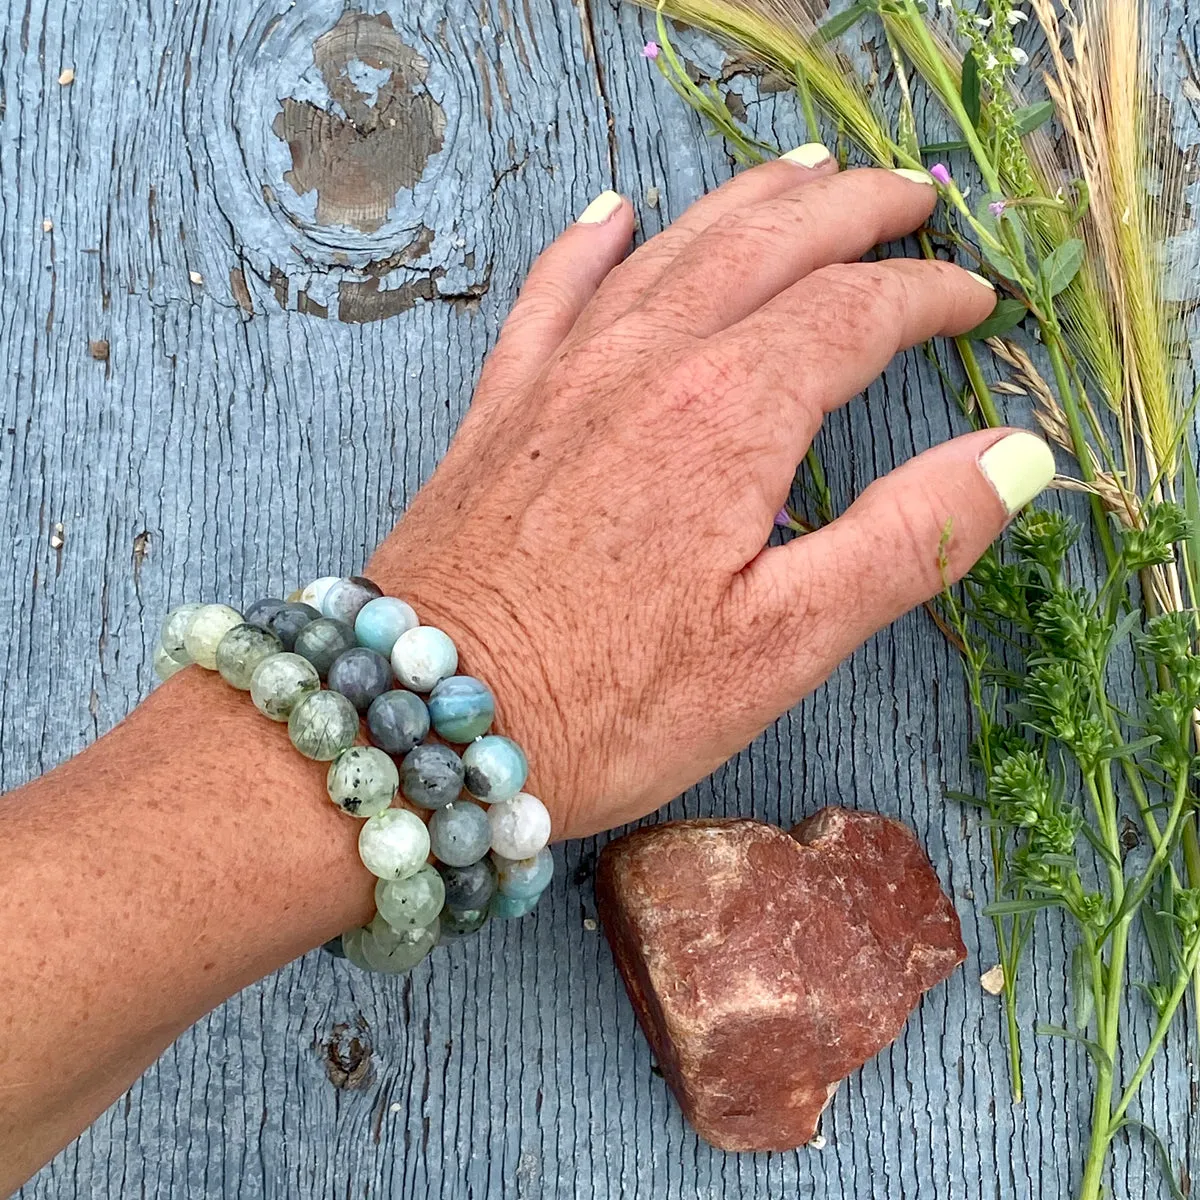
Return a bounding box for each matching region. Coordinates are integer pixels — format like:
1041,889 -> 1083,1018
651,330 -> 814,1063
341,927 -> 372,971
441,906 -> 489,938
288,690 -> 360,761
153,643 -> 187,682
161,603 -> 202,665
489,891 -> 540,919
355,596 -> 418,657
293,617 -> 358,679
375,864 -> 445,930
428,800 -> 490,867
250,652 -> 321,721
183,604 -> 244,670
462,735 -> 527,803
358,808 -> 431,879
215,623 -> 284,690
494,846 -> 554,900
359,913 -> 440,973
327,746 -> 398,818
428,676 -> 495,743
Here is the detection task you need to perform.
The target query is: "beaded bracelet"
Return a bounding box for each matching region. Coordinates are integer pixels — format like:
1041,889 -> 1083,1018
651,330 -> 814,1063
152,574 -> 553,976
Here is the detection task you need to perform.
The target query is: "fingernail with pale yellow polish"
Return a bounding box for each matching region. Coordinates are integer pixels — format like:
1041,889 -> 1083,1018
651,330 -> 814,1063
966,270 -> 995,291
781,143 -> 832,169
577,191 -> 624,224
891,167 -> 935,186
979,431 -> 1056,515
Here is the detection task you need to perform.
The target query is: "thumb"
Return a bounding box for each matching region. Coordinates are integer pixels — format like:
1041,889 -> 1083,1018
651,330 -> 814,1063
748,428 -> 1056,679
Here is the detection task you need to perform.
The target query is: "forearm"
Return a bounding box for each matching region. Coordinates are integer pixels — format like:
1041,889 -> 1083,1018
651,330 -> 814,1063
0,668 -> 374,1194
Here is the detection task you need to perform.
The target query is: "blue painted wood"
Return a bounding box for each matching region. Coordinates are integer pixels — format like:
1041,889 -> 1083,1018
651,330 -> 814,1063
2,0 -> 1199,1195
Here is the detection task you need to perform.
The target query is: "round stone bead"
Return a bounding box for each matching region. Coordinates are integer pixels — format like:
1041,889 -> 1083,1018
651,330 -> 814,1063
359,914 -> 440,973
367,689 -> 430,756
441,906 -> 489,938
321,935 -> 346,959
153,643 -> 187,681
263,602 -> 322,651
428,676 -> 495,743
391,626 -> 458,693
243,597 -> 286,632
327,746 -> 398,818
322,576 -> 383,625
215,623 -> 283,690
428,800 -> 490,867
462,736 -> 528,803
439,857 -> 497,910
183,604 -> 243,670
494,846 -> 554,901
341,927 -> 371,971
161,603 -> 202,665
358,808 -> 431,879
299,576 -> 341,612
400,743 -> 464,809
375,864 -> 445,930
293,617 -> 358,679
288,689 -> 360,761
250,652 -> 321,721
328,647 -> 393,714
488,792 -> 552,859
355,596 -> 418,658
489,891 -> 540,920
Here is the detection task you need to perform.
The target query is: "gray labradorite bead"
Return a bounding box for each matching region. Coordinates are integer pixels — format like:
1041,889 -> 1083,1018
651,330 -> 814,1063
428,676 -> 495,743
462,735 -> 528,803
321,576 -> 383,625
428,800 -> 491,867
264,601 -> 322,651
441,906 -> 489,938
321,935 -> 346,958
375,864 -> 445,931
243,597 -> 286,631
161,603 -> 202,665
359,913 -> 440,974
293,617 -> 358,679
287,689 -> 360,761
367,689 -> 430,756
400,743 -> 464,809
326,746 -> 398,818
438,857 -> 497,910
328,647 -> 393,714
215,623 -> 284,690
250,652 -> 321,721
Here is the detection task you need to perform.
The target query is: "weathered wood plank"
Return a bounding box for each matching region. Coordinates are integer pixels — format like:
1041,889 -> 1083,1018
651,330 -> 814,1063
3,0 -> 1199,1195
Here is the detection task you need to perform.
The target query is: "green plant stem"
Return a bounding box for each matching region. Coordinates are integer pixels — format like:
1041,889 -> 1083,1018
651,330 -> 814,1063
792,61 -> 820,142
956,336 -> 1001,427
804,447 -> 833,524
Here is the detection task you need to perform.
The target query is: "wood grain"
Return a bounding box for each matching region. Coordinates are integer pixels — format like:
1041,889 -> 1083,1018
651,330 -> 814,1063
2,0 -> 1199,1195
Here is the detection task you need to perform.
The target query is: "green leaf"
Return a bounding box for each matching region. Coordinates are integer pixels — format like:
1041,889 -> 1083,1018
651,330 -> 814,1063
961,50 -> 982,128
1110,1119 -> 1187,1200
818,1 -> 873,41
964,298 -> 1027,341
1013,100 -> 1055,136
1035,1024 -> 1113,1071
921,138 -> 969,154
985,898 -> 1066,916
1070,944 -> 1095,1032
1040,238 -> 1086,297
1181,442 -> 1200,609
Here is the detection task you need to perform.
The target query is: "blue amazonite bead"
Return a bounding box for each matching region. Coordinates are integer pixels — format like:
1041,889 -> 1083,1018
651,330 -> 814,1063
293,617 -> 358,679
489,891 -> 540,920
355,596 -> 418,657
428,800 -> 490,867
439,857 -> 497,910
462,736 -> 527,803
494,847 -> 554,900
328,647 -> 393,713
322,576 -> 382,625
391,626 -> 458,693
400,743 -> 464,809
367,689 -> 430,756
428,676 -> 494,743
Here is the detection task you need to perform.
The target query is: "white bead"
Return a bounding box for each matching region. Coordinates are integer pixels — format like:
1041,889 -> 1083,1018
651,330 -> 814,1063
299,575 -> 340,611
182,604 -> 243,669
391,626 -> 458,692
358,808 -> 431,880
488,792 -> 551,860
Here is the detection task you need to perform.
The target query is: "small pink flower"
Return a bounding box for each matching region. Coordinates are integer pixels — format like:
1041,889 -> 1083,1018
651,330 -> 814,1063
989,200 -> 1008,217
774,508 -> 792,528
930,163 -> 952,186
642,41 -> 660,60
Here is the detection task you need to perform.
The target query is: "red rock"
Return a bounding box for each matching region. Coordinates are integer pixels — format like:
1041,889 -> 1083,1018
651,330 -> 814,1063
595,808 -> 966,1151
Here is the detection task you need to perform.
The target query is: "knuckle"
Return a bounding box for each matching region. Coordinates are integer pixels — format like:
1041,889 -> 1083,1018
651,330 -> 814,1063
807,263 -> 904,343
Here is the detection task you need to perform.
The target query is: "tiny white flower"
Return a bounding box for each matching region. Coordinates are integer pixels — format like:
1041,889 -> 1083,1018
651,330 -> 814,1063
976,15 -> 994,27
985,52 -> 1000,70
1011,46 -> 1029,65
1008,9 -> 1029,23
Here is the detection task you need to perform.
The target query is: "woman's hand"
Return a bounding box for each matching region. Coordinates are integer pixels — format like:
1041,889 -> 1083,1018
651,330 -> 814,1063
368,149 -> 1054,839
